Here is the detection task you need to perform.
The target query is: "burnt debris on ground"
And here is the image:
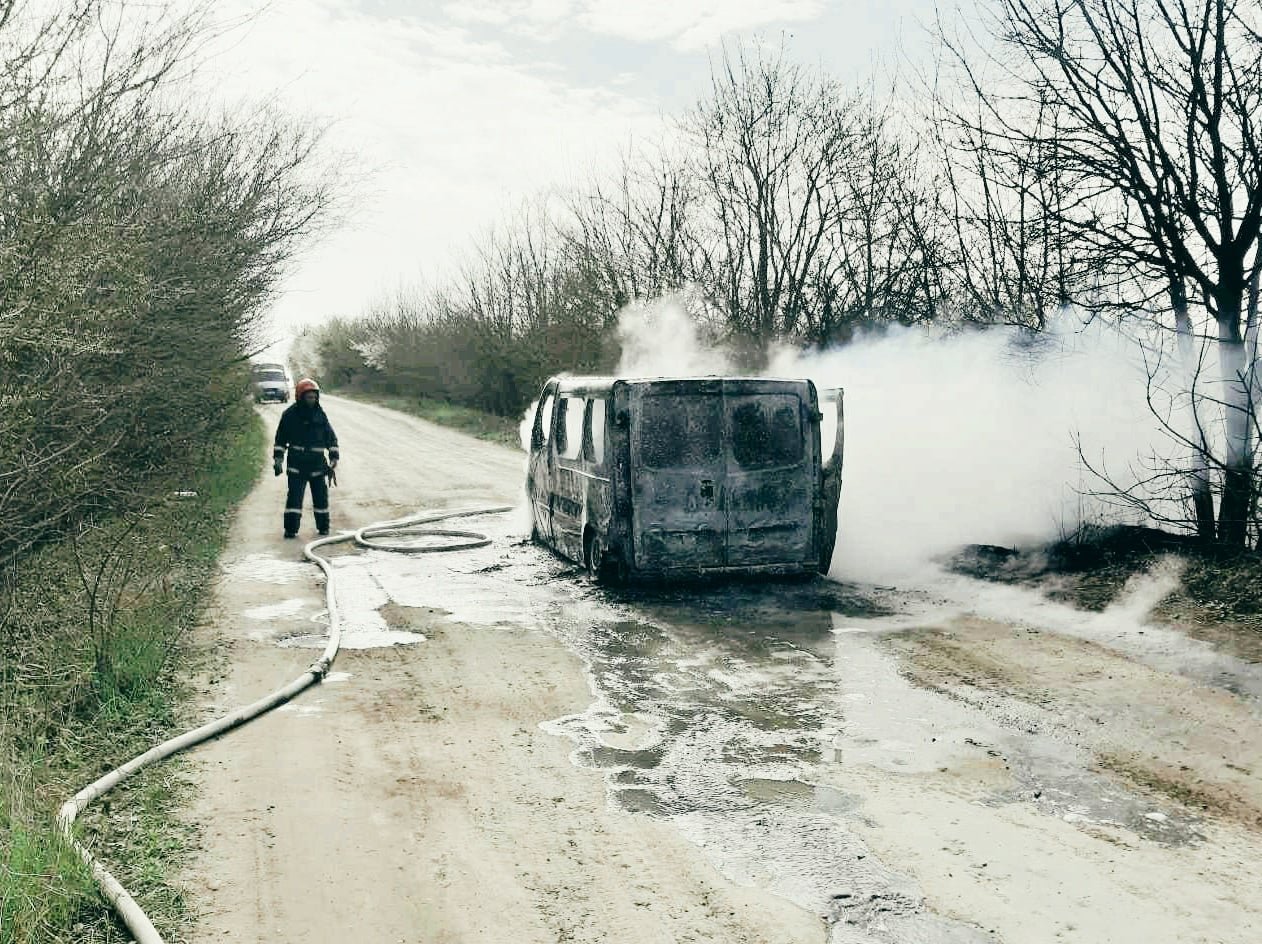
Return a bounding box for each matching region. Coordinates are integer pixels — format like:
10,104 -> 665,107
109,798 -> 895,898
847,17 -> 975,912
946,525 -> 1262,623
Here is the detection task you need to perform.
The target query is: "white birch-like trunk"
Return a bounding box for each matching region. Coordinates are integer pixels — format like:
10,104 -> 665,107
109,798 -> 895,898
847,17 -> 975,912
1174,299 -> 1215,539
1218,313 -> 1253,544
1219,323 -> 1251,471
1245,270 -> 1260,463
1244,269 -> 1260,544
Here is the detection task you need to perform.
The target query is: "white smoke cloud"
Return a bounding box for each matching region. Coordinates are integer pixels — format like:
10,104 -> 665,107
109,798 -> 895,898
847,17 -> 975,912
770,318 -> 1184,582
616,290 -> 734,377
519,401 -> 539,453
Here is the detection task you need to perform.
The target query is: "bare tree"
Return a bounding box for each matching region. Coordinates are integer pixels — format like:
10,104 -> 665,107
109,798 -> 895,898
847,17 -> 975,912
810,107 -> 945,341
562,143 -> 699,312
683,42 -> 862,351
943,0 -> 1262,545
923,64 -> 1098,328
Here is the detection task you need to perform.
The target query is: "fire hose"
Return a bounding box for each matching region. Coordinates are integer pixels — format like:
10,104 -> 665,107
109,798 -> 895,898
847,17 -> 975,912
57,504 -> 514,944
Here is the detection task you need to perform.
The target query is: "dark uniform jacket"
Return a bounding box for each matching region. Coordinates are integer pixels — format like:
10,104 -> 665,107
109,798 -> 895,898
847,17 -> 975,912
273,401 -> 340,477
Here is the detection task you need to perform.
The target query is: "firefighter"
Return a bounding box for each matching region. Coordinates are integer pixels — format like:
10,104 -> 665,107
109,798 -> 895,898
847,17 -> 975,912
273,378 -> 340,538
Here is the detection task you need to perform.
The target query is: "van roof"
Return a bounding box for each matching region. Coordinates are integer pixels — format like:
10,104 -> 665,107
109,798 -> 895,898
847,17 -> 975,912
547,374 -> 813,396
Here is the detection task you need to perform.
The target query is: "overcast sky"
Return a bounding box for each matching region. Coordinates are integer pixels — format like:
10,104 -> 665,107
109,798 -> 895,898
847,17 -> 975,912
198,0 -> 941,350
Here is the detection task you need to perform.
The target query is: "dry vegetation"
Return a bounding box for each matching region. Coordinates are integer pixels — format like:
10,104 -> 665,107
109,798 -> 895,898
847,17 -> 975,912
0,2 -> 329,938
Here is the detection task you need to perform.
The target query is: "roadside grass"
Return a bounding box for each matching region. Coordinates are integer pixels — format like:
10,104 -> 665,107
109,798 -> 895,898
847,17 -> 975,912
0,414 -> 265,943
332,388 -> 524,451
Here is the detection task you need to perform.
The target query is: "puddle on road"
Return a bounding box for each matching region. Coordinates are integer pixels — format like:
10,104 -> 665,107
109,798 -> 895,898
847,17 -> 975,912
238,545 -> 429,650
222,554 -> 311,585
276,603 -> 427,650
738,777 -> 861,813
243,598 -> 308,621
243,511 -> 609,652
533,587 -> 1005,941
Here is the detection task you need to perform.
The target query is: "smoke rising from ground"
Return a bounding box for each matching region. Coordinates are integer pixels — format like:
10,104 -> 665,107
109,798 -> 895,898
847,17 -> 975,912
777,324 -> 1175,582
613,296 -> 1183,583
617,292 -> 735,377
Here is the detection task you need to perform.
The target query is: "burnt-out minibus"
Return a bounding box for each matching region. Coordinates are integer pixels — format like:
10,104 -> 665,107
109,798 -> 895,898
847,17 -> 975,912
526,376 -> 843,583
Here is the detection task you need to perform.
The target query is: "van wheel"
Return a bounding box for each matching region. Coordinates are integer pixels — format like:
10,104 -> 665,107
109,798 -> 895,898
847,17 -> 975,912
585,532 -> 604,580
586,532 -> 626,586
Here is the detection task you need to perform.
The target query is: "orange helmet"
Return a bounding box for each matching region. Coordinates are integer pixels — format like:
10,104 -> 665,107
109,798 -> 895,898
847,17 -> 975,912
294,378 -> 320,398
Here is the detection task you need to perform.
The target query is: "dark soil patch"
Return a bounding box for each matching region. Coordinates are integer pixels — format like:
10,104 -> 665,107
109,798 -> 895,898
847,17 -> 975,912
1096,752 -> 1262,832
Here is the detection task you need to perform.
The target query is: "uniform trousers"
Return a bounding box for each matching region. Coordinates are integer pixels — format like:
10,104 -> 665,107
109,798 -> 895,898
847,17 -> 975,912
284,470 -> 330,535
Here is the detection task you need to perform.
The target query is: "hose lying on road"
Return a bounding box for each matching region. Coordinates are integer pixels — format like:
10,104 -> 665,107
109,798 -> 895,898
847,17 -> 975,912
57,505 -> 514,944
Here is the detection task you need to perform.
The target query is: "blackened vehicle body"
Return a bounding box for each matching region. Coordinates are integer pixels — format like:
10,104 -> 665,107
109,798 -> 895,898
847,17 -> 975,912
526,376 -> 843,583
251,362 -> 290,403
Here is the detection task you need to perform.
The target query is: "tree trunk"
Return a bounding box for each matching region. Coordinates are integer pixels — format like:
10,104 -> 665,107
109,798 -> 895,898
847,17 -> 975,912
1246,268 -> 1261,550
1216,301 -> 1253,546
1172,281 -> 1216,541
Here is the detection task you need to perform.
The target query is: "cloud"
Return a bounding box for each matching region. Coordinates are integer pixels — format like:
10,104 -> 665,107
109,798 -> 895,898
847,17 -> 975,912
581,0 -> 827,50
192,0 -> 663,338
446,0 -> 828,50
446,0 -> 576,33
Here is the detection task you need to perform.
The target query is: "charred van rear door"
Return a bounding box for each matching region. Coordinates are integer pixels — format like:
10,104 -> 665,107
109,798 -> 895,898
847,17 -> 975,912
527,386 -> 557,545
628,384 -> 726,571
724,387 -> 814,566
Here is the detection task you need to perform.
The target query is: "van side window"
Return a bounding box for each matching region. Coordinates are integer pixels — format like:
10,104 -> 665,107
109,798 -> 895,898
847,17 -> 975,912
584,399 -> 606,465
556,396 -> 584,460
731,396 -> 803,469
534,394 -> 556,449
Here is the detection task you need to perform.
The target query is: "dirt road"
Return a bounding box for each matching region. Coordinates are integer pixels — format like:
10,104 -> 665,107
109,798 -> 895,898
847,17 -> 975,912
183,394 -> 1262,943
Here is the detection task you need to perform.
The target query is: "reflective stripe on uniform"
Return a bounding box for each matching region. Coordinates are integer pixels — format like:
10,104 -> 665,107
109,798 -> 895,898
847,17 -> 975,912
286,468 -> 301,475
313,507 -> 329,513
284,507 -> 303,514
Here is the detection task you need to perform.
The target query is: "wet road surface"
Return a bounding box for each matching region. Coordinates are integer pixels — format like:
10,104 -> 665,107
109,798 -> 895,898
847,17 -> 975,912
189,396 -> 1262,944
334,506 -> 1262,943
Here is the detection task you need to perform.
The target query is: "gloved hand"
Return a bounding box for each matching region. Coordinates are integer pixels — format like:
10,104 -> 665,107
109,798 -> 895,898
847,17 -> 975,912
273,461 -> 282,477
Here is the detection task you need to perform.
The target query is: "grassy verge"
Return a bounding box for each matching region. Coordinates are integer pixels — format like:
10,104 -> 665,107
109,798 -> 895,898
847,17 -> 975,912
0,414 -> 266,943
332,388 -> 524,450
